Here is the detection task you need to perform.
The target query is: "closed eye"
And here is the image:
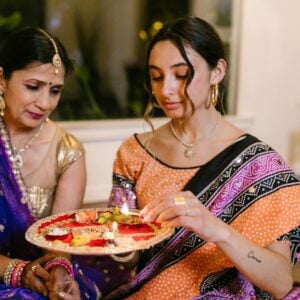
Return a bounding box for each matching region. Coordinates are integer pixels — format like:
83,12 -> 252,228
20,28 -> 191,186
176,74 -> 188,80
26,85 -> 39,91
51,87 -> 63,95
150,76 -> 163,81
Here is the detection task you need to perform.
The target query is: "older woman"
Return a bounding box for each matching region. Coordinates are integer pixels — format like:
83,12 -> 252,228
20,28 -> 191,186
0,27 -> 85,299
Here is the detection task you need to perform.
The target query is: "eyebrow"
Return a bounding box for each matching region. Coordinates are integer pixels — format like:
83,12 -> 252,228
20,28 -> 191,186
149,62 -> 188,70
24,79 -> 64,87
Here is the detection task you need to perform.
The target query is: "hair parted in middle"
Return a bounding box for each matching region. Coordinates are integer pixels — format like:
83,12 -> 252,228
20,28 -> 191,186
143,16 -> 227,127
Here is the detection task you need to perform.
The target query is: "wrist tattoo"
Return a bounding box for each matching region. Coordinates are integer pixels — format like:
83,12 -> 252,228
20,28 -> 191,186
247,250 -> 262,263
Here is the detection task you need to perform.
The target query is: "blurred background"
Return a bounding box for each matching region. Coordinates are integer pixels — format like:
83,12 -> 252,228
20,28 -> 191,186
0,0 -> 234,120
0,0 -> 300,176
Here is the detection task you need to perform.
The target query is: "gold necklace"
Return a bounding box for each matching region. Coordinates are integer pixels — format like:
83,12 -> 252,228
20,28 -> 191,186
12,121 -> 46,169
170,113 -> 221,159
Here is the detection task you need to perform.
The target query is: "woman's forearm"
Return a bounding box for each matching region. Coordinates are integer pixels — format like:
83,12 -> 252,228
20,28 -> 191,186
215,224 -> 293,299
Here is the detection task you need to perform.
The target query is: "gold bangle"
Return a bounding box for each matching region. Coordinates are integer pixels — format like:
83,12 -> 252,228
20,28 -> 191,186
3,259 -> 22,286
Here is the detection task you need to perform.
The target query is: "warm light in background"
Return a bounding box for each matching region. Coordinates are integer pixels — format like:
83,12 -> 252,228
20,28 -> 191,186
138,30 -> 148,41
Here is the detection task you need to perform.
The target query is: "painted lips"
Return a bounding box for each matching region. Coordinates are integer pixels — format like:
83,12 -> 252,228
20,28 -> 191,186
28,112 -> 44,120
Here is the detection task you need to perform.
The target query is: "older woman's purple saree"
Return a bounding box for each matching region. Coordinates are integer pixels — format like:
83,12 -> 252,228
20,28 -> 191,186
106,134 -> 300,300
0,136 -> 46,299
0,133 -> 130,299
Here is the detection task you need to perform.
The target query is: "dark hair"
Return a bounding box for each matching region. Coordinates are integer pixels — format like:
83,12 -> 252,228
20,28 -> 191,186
144,16 -> 226,124
0,26 -> 73,79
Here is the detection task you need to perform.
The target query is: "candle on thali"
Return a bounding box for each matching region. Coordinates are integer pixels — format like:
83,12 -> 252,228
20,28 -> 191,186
103,221 -> 118,239
121,203 -> 139,216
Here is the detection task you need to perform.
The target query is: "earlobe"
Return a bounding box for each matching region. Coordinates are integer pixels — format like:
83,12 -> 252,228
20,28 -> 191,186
210,59 -> 227,84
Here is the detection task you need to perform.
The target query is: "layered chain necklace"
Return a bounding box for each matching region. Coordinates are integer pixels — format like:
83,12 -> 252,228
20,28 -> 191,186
170,113 -> 221,159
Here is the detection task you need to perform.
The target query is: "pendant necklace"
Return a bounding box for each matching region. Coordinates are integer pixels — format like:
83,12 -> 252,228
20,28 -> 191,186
0,117 -> 47,203
12,120 -> 46,169
170,113 -> 221,159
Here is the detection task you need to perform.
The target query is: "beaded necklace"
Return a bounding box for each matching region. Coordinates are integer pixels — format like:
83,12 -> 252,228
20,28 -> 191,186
0,117 -> 45,204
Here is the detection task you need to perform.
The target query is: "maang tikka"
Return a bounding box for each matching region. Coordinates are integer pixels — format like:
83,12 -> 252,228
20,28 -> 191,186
37,28 -> 62,75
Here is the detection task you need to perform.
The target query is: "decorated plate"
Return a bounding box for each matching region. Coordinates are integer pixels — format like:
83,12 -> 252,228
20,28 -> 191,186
25,207 -> 174,255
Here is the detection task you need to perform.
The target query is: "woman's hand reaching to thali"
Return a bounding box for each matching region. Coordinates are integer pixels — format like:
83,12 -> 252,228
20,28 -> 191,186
140,191 -> 229,243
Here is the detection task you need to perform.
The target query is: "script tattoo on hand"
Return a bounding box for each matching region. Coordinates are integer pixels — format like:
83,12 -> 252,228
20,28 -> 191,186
247,250 -> 262,263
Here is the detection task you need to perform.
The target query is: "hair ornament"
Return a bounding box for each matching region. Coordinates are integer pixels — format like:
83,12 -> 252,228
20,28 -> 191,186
37,28 -> 62,74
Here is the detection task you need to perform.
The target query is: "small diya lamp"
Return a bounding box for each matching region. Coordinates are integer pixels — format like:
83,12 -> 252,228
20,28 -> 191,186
103,221 -> 118,240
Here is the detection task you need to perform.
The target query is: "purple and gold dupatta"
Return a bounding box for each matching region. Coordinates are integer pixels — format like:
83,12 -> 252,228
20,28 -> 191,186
0,134 -> 39,260
0,131 -> 131,299
0,130 -> 45,298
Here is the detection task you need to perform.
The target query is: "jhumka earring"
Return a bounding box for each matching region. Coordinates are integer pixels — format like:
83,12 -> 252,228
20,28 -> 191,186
0,91 -> 5,116
211,84 -> 219,107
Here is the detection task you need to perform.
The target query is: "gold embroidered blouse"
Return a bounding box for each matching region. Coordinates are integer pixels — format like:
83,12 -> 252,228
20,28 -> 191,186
24,126 -> 85,219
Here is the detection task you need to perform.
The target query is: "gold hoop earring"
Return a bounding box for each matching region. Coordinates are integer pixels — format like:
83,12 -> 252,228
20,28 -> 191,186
211,84 -> 219,107
0,91 -> 5,116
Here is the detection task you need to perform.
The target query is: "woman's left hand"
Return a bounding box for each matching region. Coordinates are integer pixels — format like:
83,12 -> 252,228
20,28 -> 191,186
22,253 -> 55,297
46,267 -> 80,300
141,191 -> 228,243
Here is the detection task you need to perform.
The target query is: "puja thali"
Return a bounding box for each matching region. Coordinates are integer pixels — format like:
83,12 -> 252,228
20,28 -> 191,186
25,207 -> 174,255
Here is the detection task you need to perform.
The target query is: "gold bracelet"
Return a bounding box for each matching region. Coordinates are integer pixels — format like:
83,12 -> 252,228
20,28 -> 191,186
110,251 -> 136,263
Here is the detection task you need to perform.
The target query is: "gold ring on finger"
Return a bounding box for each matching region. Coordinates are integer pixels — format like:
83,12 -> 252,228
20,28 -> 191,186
173,197 -> 186,206
31,264 -> 39,273
57,291 -> 65,299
